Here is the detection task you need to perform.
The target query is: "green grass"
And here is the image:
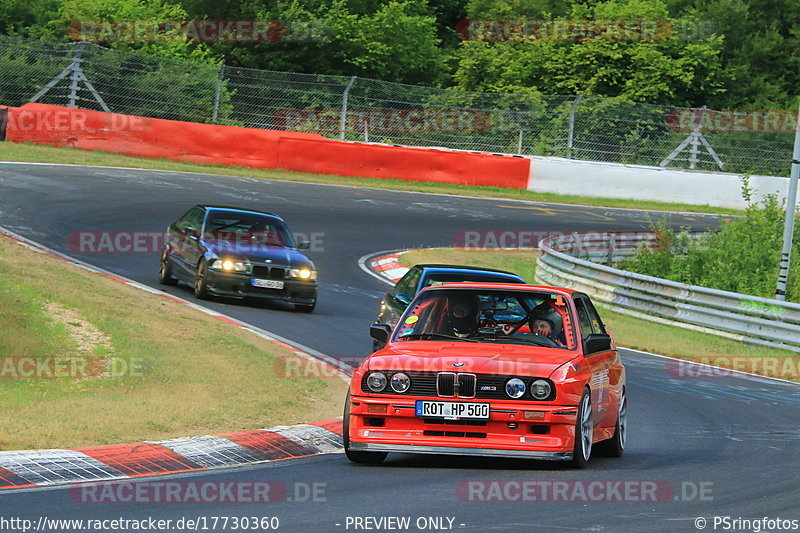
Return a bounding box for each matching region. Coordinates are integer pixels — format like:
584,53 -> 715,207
0,237 -> 347,450
399,248 -> 800,379
0,142 -> 742,215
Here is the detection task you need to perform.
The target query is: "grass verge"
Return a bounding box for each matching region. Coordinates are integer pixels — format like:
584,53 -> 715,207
0,142 -> 740,215
0,235 -> 347,450
399,248 -> 800,380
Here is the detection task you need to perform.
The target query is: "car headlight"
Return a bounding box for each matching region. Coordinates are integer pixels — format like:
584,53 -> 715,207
289,268 -> 317,280
366,372 -> 387,392
211,258 -> 248,272
390,372 -> 411,393
530,379 -> 552,400
505,378 -> 526,399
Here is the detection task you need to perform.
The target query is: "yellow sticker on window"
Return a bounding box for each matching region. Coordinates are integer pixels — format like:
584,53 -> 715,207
405,315 -> 419,324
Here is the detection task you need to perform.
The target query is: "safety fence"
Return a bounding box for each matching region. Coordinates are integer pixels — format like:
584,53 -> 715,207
535,233 -> 800,353
0,34 -> 794,176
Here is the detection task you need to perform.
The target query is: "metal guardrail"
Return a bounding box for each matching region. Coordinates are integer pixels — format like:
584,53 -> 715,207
534,233 -> 800,354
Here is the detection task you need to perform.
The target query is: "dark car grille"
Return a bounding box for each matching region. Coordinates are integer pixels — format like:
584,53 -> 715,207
361,371 -> 554,401
252,265 -> 286,280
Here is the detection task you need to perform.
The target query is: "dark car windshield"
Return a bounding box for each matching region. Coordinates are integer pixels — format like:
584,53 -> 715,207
422,272 -> 521,289
393,288 -> 577,350
203,213 -> 295,248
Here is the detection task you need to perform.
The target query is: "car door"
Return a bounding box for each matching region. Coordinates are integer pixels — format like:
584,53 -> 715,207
171,207 -> 206,276
574,295 -> 614,429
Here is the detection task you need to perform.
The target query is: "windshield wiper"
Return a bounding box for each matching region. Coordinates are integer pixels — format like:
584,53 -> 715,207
398,333 -> 479,343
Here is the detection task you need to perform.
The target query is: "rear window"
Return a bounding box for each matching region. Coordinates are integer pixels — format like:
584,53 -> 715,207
423,272 -> 520,288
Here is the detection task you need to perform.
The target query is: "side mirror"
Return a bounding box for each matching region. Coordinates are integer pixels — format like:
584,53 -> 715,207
297,240 -> 311,250
584,333 -> 612,354
370,324 -> 392,345
394,293 -> 411,306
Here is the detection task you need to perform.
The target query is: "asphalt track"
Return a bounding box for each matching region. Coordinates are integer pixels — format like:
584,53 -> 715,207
1,162 -> 798,532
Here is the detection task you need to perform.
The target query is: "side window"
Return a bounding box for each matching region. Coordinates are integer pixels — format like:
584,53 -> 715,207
583,298 -> 606,335
176,207 -> 204,232
573,298 -> 595,340
394,268 -> 422,299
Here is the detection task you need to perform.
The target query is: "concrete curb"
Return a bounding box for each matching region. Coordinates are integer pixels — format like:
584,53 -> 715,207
0,228 -> 346,490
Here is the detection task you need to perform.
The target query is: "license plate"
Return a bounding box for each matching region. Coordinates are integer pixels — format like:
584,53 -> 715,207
415,400 -> 489,420
251,279 -> 284,289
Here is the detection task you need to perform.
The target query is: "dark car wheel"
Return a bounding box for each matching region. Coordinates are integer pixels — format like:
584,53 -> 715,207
595,387 -> 626,458
158,249 -> 179,286
343,392 -> 387,465
194,258 -> 210,299
570,389 -> 592,468
295,301 -> 316,313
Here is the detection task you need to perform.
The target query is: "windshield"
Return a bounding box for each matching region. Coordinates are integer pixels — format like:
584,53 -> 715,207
393,288 -> 577,350
422,272 -> 520,288
203,213 -> 295,249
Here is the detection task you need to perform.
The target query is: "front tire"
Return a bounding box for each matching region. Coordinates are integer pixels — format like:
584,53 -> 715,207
343,391 -> 387,464
158,249 -> 178,286
596,387 -> 626,457
571,390 -> 593,468
194,258 -> 210,299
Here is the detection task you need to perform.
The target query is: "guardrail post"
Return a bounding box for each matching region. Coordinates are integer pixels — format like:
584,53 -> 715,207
339,76 -> 357,141
212,64 -> 225,123
775,100 -> 800,300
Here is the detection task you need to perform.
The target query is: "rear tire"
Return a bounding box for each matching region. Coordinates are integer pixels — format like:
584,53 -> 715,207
570,390 -> 592,468
596,387 -> 626,458
343,391 -> 387,464
158,249 -> 178,286
194,258 -> 210,299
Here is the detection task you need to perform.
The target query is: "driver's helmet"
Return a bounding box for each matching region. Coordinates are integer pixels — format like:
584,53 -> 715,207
530,302 -> 563,337
447,293 -> 480,336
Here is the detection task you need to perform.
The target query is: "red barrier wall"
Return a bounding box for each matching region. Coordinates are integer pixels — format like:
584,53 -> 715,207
2,103 -> 530,189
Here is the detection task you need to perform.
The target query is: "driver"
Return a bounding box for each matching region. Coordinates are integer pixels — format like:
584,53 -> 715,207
443,293 -> 480,338
530,303 -> 566,346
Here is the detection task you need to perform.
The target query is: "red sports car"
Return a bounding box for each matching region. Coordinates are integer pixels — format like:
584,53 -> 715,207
344,283 -> 626,468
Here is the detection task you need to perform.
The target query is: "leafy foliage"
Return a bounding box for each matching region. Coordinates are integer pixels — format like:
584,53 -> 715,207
620,179 -> 799,301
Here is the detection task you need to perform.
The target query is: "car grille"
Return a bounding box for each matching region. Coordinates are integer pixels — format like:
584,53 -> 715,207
361,371 -> 553,400
252,265 -> 287,280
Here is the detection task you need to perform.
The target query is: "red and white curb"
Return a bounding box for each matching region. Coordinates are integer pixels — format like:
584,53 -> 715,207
0,419 -> 343,490
357,250 -> 410,286
0,227 -> 348,490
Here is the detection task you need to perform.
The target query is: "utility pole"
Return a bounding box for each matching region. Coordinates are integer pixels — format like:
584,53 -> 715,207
775,100 -> 800,300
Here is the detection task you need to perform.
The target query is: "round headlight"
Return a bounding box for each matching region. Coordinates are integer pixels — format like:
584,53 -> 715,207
530,379 -> 552,400
366,372 -> 387,392
390,372 -> 411,393
222,259 -> 234,271
505,378 -> 526,399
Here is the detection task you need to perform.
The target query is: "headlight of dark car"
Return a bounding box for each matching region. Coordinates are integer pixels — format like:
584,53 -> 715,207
210,258 -> 249,272
288,268 -> 317,280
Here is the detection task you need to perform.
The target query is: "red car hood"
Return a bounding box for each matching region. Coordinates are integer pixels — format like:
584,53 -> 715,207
366,343 -> 579,378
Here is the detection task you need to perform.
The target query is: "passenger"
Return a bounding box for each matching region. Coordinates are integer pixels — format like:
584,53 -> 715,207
529,303 -> 566,346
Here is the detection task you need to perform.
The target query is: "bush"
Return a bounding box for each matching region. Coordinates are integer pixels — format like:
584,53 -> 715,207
619,178 -> 799,301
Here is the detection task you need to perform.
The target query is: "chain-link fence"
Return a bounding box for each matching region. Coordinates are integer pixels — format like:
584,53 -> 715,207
0,34 -> 794,176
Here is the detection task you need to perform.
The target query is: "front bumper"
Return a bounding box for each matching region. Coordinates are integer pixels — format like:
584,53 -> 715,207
206,271 -> 317,303
348,395 -> 579,460
350,442 -> 573,461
